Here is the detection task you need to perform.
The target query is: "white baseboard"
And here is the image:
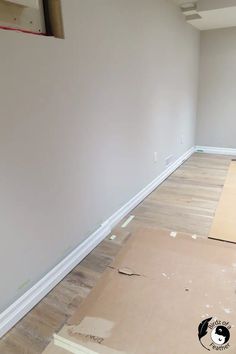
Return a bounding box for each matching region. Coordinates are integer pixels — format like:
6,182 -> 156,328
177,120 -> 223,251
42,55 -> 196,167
195,145 -> 236,156
0,146 -> 195,338
107,146 -> 195,229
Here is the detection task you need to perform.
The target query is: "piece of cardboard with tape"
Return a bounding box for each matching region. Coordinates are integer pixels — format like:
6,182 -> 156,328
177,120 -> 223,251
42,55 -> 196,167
44,227 -> 236,354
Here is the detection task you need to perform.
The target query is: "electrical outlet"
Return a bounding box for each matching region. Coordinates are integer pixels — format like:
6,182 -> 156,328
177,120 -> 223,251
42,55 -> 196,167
180,135 -> 184,144
165,155 -> 174,166
154,152 -> 158,163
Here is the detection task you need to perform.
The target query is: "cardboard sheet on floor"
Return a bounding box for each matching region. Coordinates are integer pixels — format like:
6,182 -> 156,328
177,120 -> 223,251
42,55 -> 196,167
209,161 -> 236,243
43,342 -> 71,354
47,228 -> 236,354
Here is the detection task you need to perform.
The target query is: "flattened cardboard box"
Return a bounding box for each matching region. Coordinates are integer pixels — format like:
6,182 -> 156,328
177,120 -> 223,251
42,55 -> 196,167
50,228 -> 236,354
210,161 -> 236,243
43,342 -> 71,354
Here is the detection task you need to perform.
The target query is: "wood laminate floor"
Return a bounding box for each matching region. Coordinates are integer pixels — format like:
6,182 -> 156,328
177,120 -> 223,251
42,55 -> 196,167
0,153 -> 232,354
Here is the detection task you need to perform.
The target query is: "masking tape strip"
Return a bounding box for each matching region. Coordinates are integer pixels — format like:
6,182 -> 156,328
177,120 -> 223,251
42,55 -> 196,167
121,215 -> 135,228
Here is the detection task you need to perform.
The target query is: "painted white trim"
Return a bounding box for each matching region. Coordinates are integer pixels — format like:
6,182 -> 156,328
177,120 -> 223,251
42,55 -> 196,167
195,146 -> 236,156
0,221 -> 111,339
0,146 -> 194,338
107,146 -> 195,229
54,334 -> 98,354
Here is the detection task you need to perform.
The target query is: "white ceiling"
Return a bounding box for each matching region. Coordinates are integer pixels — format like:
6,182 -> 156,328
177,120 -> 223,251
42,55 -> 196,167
188,7 -> 236,30
173,0 -> 236,30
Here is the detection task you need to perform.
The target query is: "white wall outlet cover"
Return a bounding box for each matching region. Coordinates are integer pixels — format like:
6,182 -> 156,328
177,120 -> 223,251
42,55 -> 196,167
154,152 -> 158,163
165,155 -> 174,166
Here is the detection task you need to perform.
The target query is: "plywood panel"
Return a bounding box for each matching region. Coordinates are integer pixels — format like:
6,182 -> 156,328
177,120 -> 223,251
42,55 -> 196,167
4,0 -> 39,9
0,0 -> 45,33
209,161 -> 236,243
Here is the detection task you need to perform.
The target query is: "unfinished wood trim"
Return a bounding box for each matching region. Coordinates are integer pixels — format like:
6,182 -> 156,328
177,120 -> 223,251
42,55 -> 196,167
44,0 -> 64,38
0,0 -> 45,33
3,0 -> 39,8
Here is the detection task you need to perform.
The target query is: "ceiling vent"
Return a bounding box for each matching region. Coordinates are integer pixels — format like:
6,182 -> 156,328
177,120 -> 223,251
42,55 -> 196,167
180,2 -> 198,15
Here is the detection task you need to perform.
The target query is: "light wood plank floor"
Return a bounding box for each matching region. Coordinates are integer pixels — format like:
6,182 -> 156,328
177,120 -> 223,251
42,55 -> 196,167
0,153 -> 232,354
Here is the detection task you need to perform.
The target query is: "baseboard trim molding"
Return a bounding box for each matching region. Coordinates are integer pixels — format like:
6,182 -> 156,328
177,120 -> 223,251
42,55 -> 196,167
195,146 -> 236,156
0,146 -> 195,338
107,146 -> 195,229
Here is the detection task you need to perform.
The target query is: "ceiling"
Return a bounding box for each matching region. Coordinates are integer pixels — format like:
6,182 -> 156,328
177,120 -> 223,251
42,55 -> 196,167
173,0 -> 236,30
173,0 -> 197,4
187,7 -> 236,30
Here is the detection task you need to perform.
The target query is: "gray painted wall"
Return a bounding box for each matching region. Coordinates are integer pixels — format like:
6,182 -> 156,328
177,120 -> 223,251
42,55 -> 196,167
198,0 -> 236,11
0,0 -> 199,312
196,27 -> 236,148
